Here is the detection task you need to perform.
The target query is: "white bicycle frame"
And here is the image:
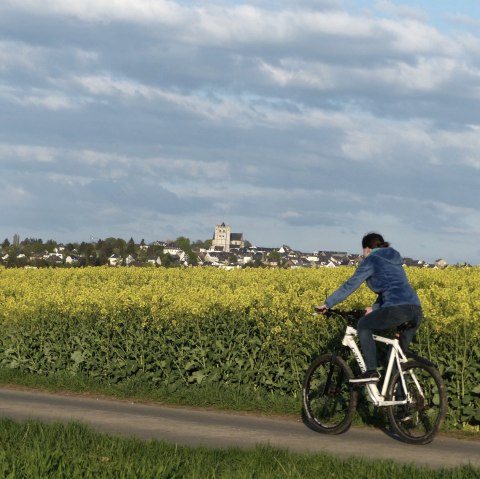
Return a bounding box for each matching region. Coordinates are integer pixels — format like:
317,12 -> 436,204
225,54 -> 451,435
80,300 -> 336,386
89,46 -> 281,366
342,326 -> 414,406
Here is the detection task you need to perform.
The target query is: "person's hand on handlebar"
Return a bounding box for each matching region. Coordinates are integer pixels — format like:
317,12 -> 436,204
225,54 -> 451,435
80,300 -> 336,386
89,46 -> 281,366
314,304 -> 329,315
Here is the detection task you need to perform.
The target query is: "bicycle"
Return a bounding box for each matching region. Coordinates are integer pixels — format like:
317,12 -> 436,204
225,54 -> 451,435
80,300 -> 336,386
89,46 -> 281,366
302,309 -> 447,445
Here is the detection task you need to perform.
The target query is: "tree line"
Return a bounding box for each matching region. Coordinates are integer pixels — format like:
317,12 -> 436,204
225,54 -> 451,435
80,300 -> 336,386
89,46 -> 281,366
0,236 -> 211,268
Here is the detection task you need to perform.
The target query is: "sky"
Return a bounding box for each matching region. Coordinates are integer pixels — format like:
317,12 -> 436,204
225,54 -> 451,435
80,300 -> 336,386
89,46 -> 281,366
1,0 -> 480,264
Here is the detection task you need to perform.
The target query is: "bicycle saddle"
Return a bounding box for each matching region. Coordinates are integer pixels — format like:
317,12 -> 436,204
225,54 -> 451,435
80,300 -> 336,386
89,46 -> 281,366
396,321 -> 416,332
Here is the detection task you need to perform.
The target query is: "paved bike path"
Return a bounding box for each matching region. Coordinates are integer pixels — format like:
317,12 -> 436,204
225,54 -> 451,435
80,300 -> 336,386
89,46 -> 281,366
0,387 -> 478,470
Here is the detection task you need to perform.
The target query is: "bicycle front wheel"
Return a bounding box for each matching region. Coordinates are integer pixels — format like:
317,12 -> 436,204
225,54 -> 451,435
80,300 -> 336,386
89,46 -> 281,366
302,354 -> 357,434
386,360 -> 447,444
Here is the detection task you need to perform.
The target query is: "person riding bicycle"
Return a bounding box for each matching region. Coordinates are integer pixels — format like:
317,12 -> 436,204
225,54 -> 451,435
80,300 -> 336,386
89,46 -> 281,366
315,232 -> 423,384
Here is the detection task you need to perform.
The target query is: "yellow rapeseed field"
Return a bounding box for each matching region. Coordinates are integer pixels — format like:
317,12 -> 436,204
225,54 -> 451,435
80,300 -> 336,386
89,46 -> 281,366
0,266 -> 478,426
1,266 -> 478,332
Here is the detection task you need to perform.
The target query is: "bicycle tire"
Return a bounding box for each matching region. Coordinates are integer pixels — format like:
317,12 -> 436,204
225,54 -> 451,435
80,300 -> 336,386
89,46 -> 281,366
302,354 -> 357,434
386,360 -> 447,444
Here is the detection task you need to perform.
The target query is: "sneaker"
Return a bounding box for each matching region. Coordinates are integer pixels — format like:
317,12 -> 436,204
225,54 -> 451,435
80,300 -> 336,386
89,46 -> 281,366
349,370 -> 381,384
398,411 -> 413,423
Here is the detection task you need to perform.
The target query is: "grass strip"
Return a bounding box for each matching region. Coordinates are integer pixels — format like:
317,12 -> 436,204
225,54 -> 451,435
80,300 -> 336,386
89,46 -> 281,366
0,368 -> 300,415
0,418 -> 478,479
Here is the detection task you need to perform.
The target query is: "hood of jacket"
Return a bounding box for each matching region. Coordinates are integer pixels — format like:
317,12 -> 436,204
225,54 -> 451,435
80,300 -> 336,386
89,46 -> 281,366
370,247 -> 402,265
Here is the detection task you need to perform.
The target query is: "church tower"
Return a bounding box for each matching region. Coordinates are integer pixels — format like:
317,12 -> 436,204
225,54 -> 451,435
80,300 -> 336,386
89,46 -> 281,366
212,222 -> 231,252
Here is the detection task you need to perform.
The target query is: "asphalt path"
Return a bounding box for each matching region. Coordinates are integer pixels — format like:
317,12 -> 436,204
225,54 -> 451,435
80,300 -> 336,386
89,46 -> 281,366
0,387 -> 478,470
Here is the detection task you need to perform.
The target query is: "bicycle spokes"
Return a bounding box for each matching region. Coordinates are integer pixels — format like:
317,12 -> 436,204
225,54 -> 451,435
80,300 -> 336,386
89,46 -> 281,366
387,361 -> 446,444
302,355 -> 357,434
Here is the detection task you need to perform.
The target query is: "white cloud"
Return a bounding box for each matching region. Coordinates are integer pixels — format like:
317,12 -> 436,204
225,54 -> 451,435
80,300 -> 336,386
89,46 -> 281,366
374,0 -> 427,21
75,73 -> 352,129
282,210 -> 303,219
0,41 -> 39,71
75,74 -> 246,122
3,0 -> 455,55
259,55 -> 468,93
6,0 -> 186,24
339,117 -> 480,169
78,150 -> 130,167
0,184 -> 33,203
144,158 -> 229,179
0,143 -> 57,163
382,18 -> 457,55
47,173 -> 93,187
341,130 -> 390,163
0,142 -> 229,182
378,194 -> 480,236
75,75 -> 152,98
259,60 -> 336,90
450,13 -> 480,29
377,57 -> 464,91
19,92 -> 75,110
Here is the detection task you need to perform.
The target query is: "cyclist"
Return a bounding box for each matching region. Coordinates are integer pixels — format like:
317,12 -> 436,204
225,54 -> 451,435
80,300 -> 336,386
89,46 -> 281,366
315,232 -> 423,383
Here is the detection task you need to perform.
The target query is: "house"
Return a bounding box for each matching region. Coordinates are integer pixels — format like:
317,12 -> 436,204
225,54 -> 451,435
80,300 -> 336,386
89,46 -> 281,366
44,252 -> 64,265
296,257 -> 314,268
230,233 -> 244,249
108,254 -> 121,266
203,250 -> 230,265
163,242 -> 184,256
237,251 -> 263,266
65,255 -> 80,265
347,254 -> 362,266
435,259 -> 448,269
403,257 -> 427,268
241,255 -> 253,265
321,260 -> 337,268
330,253 -> 349,265
147,256 -> 162,267
125,254 -> 143,267
277,245 -> 291,254
305,254 -> 319,263
166,254 -> 183,267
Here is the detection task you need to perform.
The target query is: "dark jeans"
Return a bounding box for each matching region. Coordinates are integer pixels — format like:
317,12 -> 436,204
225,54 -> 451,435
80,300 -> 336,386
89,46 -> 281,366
357,305 -> 423,371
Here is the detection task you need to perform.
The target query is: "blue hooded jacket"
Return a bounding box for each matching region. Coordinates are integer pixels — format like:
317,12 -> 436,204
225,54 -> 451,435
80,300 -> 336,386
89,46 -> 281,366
325,247 -> 421,309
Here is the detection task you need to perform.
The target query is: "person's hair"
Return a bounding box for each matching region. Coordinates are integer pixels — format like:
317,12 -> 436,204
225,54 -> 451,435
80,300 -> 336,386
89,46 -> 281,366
362,232 -> 390,249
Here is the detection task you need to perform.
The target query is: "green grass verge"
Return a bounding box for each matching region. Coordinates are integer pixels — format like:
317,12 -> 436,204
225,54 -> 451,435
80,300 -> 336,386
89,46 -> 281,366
0,418 -> 478,479
0,368 -> 300,416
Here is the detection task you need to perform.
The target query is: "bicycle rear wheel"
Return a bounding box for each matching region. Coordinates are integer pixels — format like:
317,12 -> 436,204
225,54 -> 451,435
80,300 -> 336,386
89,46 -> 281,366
386,360 -> 446,444
302,354 -> 357,434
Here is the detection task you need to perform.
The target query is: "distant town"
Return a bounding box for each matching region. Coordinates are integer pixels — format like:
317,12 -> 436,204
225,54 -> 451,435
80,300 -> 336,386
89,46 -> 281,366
1,223 -> 455,270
